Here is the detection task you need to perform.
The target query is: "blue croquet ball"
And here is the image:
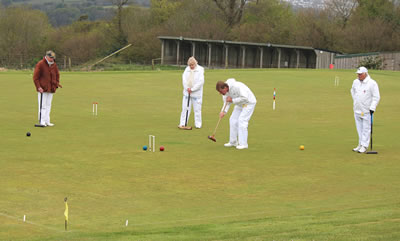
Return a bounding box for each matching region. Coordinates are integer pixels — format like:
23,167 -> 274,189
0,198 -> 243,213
143,145 -> 147,151
26,132 -> 31,137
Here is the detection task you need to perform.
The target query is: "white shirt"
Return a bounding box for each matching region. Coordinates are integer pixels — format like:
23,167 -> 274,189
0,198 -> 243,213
182,65 -> 204,98
222,78 -> 257,113
350,74 -> 380,114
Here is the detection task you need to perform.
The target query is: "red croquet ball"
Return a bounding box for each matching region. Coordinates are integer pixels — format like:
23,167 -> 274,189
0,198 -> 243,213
160,146 -> 165,151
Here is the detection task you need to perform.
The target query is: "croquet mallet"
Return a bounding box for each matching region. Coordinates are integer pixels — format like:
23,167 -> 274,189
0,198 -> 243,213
178,93 -> 192,130
208,102 -> 227,142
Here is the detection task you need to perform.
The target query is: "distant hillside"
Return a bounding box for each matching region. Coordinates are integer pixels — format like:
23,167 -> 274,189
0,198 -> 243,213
8,0 -> 149,7
3,0 -> 150,27
282,0 -> 325,9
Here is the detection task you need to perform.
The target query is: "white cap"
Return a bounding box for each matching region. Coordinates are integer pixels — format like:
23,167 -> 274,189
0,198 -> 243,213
356,66 -> 368,74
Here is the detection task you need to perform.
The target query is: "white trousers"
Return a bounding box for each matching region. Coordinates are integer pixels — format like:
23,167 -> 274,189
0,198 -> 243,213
38,92 -> 53,125
354,112 -> 371,148
179,95 -> 202,128
229,103 -> 256,146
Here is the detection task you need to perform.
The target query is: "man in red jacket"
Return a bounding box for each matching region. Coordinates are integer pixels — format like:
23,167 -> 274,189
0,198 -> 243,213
33,50 -> 62,127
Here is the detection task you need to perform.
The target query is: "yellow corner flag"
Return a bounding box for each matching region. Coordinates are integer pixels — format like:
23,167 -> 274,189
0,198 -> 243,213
64,201 -> 68,221
64,197 -> 68,231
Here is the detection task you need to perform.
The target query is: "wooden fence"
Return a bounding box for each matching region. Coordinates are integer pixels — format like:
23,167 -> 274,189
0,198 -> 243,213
334,52 -> 400,71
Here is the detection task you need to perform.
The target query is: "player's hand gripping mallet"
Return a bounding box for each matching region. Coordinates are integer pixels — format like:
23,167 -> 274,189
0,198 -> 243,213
208,103 -> 227,142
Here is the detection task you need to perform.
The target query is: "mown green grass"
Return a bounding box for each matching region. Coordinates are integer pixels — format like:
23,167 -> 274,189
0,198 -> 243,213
0,68 -> 399,241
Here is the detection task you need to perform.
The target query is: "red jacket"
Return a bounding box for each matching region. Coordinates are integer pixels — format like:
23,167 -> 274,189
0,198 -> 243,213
33,57 -> 60,93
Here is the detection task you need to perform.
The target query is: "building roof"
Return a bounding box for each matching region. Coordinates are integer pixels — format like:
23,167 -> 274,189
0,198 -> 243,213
158,36 -> 324,52
335,52 -> 380,59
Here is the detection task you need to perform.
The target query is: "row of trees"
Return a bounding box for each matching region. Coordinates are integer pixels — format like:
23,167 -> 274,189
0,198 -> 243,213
0,0 -> 399,69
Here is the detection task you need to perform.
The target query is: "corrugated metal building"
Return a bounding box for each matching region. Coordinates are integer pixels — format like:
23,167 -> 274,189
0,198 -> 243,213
159,36 -> 336,69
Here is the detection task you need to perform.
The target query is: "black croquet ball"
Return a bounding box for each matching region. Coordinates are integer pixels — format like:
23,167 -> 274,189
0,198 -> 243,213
26,132 -> 31,137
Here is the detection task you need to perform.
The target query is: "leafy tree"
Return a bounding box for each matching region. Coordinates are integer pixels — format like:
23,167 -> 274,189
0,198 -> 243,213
150,0 -> 181,25
0,6 -> 51,68
1,0 -> 398,67
290,8 -> 337,49
159,0 -> 228,39
50,21 -> 116,65
122,6 -> 151,33
109,0 -> 129,46
119,5 -> 159,62
340,16 -> 398,53
355,0 -> 396,21
338,0 -> 400,52
230,0 -> 294,43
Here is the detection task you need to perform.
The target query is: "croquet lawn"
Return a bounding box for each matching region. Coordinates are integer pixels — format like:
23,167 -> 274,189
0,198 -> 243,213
0,68 -> 399,241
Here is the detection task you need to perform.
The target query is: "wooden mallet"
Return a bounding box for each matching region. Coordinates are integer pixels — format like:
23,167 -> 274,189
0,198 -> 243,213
208,102 -> 227,142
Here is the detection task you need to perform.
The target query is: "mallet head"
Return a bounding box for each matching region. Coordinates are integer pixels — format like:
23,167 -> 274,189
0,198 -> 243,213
208,135 -> 216,142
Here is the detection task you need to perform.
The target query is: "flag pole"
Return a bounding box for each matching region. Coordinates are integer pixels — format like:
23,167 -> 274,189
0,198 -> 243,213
273,88 -> 276,110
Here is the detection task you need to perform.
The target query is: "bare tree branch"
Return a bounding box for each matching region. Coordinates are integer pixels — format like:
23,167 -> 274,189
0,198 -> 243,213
325,0 -> 358,28
212,0 -> 248,28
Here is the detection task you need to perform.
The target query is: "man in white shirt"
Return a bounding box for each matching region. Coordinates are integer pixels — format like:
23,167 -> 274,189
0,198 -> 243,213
179,57 -> 205,129
216,78 -> 257,150
350,66 -> 380,153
